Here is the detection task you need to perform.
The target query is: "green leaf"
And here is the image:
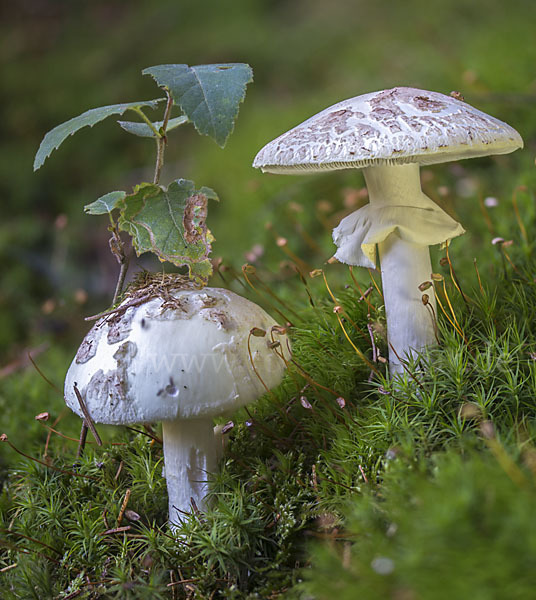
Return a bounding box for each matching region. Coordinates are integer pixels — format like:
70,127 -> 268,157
198,186 -> 219,201
143,63 -> 253,147
34,99 -> 163,170
118,179 -> 215,283
84,191 -> 127,215
117,115 -> 188,138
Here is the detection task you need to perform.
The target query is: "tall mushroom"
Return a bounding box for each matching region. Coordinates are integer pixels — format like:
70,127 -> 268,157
64,284 -> 288,525
253,87 -> 523,374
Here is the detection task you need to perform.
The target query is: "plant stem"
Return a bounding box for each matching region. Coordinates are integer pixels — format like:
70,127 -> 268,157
112,256 -> 129,305
109,216 -> 129,304
110,93 -> 174,303
153,92 -> 174,185
131,107 -> 162,138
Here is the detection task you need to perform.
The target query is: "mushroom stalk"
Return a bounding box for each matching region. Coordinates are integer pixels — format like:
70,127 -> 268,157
363,164 -> 438,374
162,417 -> 217,525
377,234 -> 436,374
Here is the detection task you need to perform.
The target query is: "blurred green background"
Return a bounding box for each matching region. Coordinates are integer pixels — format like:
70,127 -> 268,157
1,0 -> 535,446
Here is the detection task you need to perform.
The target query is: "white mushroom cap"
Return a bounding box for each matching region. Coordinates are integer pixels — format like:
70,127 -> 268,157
253,87 -> 523,173
64,288 -> 288,425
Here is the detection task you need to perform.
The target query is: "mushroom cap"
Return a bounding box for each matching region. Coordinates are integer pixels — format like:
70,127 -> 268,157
253,87 -> 523,174
64,288 -> 289,424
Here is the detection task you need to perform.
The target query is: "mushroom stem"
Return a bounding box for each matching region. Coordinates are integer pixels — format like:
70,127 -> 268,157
162,418 -> 217,525
363,164 -> 439,375
377,234 -> 436,374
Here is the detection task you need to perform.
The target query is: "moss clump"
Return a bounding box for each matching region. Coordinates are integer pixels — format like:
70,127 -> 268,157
304,450 -> 536,600
1,249 -> 536,597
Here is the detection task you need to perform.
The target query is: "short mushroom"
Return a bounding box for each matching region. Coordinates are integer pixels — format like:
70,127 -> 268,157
253,87 -> 522,374
64,285 -> 289,525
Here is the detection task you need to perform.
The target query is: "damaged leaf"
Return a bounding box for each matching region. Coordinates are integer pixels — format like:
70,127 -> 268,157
118,179 -> 217,283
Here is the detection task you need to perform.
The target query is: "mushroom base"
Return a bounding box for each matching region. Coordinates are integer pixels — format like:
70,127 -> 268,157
378,233 -> 437,375
162,418 -> 217,526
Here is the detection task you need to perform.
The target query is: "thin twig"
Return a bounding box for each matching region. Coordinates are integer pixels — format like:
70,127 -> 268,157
117,489 -> 131,526
167,578 -> 201,588
108,213 -> 130,304
100,526 -> 131,536
85,294 -> 152,322
76,422 -> 89,458
73,385 -> 102,446
112,257 -> 130,306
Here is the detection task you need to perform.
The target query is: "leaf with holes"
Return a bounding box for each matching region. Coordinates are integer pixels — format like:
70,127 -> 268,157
118,179 -> 217,283
34,99 -> 163,170
143,63 -> 253,147
84,191 -> 127,215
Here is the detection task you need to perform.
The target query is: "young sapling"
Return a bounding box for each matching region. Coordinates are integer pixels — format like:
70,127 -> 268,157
35,63 -> 290,525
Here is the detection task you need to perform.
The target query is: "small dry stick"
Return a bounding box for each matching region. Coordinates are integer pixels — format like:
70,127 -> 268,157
85,294 -> 152,322
76,422 -> 89,459
100,526 -> 131,536
73,385 -> 102,446
117,489 -> 132,526
109,221 -> 130,306
114,460 -> 124,481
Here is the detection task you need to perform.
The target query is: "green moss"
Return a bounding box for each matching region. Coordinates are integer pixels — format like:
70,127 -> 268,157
1,249 -> 536,597
303,451 -> 536,600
